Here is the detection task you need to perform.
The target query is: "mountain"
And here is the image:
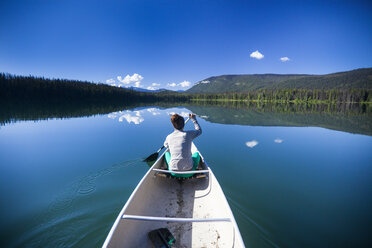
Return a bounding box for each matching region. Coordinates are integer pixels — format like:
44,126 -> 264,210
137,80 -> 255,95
187,68 -> 372,93
125,87 -> 185,93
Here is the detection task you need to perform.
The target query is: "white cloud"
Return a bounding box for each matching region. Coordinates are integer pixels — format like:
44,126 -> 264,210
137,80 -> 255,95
195,80 -> 209,86
280,57 -> 290,62
274,138 -> 283,143
106,78 -> 115,84
179,80 -> 191,87
246,140 -> 258,148
117,75 -> 130,84
167,81 -> 191,88
118,111 -> 144,125
134,81 -> 142,88
132,73 -> 143,81
110,83 -> 117,87
250,50 -> 264,60
147,84 -> 161,91
117,73 -> 144,84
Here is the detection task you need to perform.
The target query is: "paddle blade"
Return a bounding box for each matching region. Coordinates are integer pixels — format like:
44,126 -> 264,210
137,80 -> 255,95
143,152 -> 159,163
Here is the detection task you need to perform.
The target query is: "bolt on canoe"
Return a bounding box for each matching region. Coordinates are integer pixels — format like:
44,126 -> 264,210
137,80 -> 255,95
102,143 -> 245,248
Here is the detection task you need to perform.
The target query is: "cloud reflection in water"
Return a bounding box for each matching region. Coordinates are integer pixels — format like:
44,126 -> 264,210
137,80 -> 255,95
167,111 -> 189,117
274,139 -> 283,143
118,111 -> 144,125
246,140 -> 258,148
107,107 -> 192,125
147,108 -> 161,115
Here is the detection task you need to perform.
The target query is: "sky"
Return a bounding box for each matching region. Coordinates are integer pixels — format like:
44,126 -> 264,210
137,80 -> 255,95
0,0 -> 371,90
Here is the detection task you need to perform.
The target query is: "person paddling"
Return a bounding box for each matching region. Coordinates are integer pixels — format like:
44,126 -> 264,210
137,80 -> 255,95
164,113 -> 202,177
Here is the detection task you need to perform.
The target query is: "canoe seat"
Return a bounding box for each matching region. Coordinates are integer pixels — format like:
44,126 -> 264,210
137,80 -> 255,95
164,151 -> 201,178
155,171 -> 207,180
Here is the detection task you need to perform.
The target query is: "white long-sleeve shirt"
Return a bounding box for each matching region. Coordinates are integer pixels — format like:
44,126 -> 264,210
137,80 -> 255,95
164,118 -> 202,171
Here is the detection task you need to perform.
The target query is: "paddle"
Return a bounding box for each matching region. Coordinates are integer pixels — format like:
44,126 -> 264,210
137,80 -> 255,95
143,117 -> 191,164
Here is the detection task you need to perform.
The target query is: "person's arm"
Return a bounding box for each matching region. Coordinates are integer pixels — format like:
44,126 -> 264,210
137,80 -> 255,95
189,113 -> 202,139
164,136 -> 169,148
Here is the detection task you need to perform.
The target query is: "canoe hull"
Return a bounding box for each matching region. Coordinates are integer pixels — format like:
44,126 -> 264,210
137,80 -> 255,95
103,144 -> 245,248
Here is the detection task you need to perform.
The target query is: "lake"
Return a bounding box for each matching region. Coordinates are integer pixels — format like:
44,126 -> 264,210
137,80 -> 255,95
0,103 -> 371,247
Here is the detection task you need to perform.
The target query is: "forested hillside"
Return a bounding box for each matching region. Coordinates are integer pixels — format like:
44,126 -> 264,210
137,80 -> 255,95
0,73 -> 187,104
190,89 -> 372,103
1,72 -> 371,106
187,68 -> 372,93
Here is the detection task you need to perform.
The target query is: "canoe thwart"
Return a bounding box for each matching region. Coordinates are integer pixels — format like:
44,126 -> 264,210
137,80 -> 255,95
152,168 -> 210,174
122,214 -> 231,223
196,174 -> 207,178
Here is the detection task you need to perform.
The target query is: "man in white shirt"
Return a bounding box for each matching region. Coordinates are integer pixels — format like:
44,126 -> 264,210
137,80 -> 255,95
164,113 -> 202,177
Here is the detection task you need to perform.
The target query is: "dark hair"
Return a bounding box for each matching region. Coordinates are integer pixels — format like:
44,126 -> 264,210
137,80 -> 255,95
171,114 -> 184,130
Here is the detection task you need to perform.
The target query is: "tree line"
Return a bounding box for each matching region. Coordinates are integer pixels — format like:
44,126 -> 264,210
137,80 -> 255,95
1,73 -> 371,105
190,88 -> 372,103
0,73 -> 188,104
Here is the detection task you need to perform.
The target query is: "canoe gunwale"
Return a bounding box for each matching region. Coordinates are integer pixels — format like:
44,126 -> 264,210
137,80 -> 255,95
122,214 -> 231,222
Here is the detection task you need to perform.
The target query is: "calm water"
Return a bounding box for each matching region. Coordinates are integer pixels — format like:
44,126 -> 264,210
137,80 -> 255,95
0,105 -> 371,247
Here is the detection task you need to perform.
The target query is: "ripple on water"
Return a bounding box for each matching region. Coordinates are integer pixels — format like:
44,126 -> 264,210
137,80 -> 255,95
77,181 -> 96,195
13,159 -> 142,248
226,195 -> 280,248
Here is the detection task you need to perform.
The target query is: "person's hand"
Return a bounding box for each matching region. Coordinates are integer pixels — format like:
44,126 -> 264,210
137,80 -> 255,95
189,113 -> 196,120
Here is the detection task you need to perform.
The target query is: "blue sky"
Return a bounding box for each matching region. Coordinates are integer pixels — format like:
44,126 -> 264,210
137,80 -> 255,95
0,0 -> 371,90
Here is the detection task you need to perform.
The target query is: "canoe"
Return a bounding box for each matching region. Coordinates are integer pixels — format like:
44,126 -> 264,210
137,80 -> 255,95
103,143 -> 245,248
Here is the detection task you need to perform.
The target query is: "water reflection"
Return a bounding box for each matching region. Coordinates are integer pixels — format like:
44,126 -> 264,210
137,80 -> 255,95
1,101 -> 371,136
186,103 -> 372,136
107,109 -> 149,125
246,140 -> 259,148
274,139 -> 283,143
146,108 -> 161,115
107,113 -> 117,119
105,108 -> 208,126
110,109 -> 192,125
166,111 -> 189,117
106,108 -> 190,125
1,103 -> 371,247
118,111 -> 144,125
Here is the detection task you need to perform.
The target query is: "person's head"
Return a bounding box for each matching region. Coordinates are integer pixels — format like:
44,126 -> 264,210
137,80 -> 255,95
171,114 -> 184,130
